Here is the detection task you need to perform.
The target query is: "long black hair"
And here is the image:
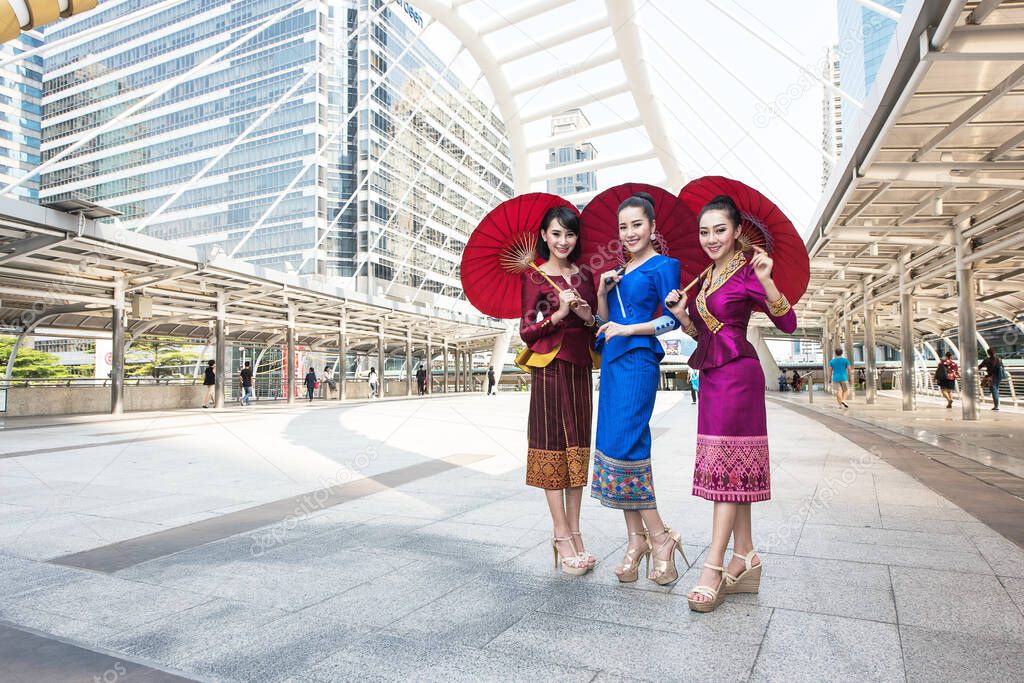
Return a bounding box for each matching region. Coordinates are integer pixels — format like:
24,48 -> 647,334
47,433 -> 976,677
617,191 -> 656,222
536,205 -> 582,262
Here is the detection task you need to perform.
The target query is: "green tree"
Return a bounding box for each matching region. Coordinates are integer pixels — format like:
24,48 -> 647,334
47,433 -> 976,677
126,337 -> 199,377
0,336 -> 69,378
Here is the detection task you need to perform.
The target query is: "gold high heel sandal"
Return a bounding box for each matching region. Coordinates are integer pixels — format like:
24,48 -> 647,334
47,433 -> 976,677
648,527 -> 691,586
551,535 -> 589,576
724,549 -> 762,594
615,530 -> 651,583
570,531 -> 597,568
688,563 -> 726,612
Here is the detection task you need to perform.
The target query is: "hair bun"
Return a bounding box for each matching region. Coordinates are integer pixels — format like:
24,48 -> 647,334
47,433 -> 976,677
631,191 -> 655,210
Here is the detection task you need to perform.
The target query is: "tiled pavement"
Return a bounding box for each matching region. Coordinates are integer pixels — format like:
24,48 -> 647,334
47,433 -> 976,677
1,392 -> 1022,681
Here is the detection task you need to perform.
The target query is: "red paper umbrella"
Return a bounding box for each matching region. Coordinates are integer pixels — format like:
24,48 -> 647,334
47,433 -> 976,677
578,183 -> 702,290
679,175 -> 810,309
460,193 -> 579,319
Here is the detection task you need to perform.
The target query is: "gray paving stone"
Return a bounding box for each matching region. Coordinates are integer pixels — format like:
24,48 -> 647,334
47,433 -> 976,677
750,609 -> 903,682
890,565 -> 1024,642
799,522 -> 976,552
542,580 -> 772,640
299,558 -> 480,629
900,625 -> 1024,682
183,610 -> 369,682
300,631 -> 596,682
729,574 -> 896,622
487,611 -> 760,681
101,598 -> 288,662
794,535 -> 993,573
7,573 -> 211,631
971,534 -> 1024,577
383,574 -> 550,647
1001,576 -> 1024,615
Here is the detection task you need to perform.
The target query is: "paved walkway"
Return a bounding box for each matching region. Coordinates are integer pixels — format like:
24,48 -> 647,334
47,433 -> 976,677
1,393 -> 1023,681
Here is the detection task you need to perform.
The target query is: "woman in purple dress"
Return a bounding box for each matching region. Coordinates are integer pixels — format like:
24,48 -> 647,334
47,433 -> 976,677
665,195 -> 796,612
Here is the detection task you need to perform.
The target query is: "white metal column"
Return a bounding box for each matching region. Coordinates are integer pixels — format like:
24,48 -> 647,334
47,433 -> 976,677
955,220 -> 980,420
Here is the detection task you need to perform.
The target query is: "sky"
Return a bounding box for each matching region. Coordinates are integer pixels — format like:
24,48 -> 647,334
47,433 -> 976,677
415,0 -> 844,237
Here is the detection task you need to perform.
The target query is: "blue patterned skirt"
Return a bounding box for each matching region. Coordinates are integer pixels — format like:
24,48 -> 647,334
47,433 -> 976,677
591,348 -> 660,510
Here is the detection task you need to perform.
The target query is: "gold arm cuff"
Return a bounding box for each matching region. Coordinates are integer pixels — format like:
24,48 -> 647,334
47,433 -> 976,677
683,321 -> 698,337
767,295 -> 792,317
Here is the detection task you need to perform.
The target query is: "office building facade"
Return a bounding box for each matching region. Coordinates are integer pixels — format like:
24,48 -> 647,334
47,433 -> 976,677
836,0 -> 905,133
37,0 -> 512,305
545,108 -> 596,207
0,33 -> 43,202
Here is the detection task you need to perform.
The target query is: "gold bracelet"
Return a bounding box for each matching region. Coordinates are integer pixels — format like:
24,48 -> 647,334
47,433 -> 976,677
767,295 -> 791,317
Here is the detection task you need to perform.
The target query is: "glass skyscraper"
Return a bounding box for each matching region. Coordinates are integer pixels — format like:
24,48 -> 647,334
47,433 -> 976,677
0,33 -> 43,202
37,0 -> 511,305
836,0 -> 905,141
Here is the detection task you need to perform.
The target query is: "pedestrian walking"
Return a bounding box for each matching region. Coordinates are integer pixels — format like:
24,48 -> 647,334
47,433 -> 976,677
979,348 -> 1006,411
936,351 -> 959,409
829,348 -> 851,408
304,367 -> 317,402
201,360 -> 215,408
487,366 -> 496,395
239,361 -> 253,406
368,367 -> 378,399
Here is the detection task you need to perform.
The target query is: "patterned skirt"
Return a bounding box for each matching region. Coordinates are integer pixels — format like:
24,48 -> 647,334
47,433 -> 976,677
591,348 -> 660,510
526,359 -> 593,489
693,356 -> 771,503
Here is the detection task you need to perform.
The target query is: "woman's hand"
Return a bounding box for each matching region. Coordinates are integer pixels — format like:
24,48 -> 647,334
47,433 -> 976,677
598,269 -> 622,296
596,321 -> 634,340
750,245 -> 774,283
570,292 -> 592,321
664,288 -> 689,318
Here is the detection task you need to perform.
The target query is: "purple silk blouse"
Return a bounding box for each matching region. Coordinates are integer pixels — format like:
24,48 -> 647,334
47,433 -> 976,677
684,258 -> 797,370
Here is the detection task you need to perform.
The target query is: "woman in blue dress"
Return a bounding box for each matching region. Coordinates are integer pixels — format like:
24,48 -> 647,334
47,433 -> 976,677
593,192 -> 690,585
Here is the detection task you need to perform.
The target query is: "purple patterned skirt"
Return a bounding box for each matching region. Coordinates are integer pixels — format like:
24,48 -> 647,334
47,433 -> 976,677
693,356 -> 771,503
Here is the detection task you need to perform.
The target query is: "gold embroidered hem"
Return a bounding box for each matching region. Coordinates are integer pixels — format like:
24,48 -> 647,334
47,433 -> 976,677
767,295 -> 791,317
695,253 -> 746,334
526,446 -> 590,489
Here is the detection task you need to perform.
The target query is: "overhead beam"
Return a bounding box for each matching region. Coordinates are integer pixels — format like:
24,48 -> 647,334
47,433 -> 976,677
530,149 -> 656,182
478,0 -> 574,35
527,117 -> 641,153
914,63 -> 1024,160
0,234 -> 66,264
496,16 -> 607,63
510,47 -> 619,96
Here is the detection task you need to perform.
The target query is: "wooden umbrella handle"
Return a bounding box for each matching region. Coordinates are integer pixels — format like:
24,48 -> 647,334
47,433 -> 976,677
528,261 -> 579,308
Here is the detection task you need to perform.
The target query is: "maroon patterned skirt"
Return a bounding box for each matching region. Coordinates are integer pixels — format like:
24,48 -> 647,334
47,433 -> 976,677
527,359 -> 593,489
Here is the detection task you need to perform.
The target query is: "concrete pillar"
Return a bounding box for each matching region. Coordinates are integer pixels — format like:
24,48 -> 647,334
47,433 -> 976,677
286,304 -> 295,405
821,332 -> 830,394
466,351 -> 473,392
111,277 -> 125,415
454,348 -> 460,392
338,315 -> 346,402
955,220 -> 980,421
442,340 -> 449,393
426,333 -> 432,395
898,258 -> 915,411
843,302 -> 854,374
214,291 -> 225,409
863,287 -> 877,405
405,330 -> 413,397
377,323 -> 385,398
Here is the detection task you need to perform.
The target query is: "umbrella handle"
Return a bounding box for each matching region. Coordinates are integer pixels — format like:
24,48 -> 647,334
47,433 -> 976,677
603,266 -> 626,285
528,261 -> 579,309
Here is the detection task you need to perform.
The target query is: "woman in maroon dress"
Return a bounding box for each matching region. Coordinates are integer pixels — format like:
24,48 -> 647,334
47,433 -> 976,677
520,206 -> 598,575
